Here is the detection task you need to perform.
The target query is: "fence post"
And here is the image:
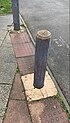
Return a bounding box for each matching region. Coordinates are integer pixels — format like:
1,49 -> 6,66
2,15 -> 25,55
33,30 -> 51,89
12,0 -> 20,30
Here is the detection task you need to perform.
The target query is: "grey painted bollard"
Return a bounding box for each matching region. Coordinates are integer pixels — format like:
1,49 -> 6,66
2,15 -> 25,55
33,30 -> 51,89
12,0 -> 20,30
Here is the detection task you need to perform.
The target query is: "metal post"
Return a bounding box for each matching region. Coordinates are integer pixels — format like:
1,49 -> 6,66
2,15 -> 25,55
33,30 -> 51,89
12,0 -> 20,30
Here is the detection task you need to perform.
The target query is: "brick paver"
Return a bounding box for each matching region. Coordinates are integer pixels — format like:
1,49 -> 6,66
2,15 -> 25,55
29,98 -> 68,123
10,32 -> 35,58
17,56 -> 34,75
10,32 -> 31,44
12,42 -> 35,58
3,100 -> 31,123
10,73 -> 25,100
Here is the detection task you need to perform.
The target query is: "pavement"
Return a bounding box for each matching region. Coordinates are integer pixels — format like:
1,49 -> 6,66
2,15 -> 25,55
0,14 -> 69,123
0,15 -> 17,123
19,0 -> 69,106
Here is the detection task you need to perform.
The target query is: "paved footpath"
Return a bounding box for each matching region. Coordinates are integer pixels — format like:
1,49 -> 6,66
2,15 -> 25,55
0,15 -> 17,123
0,15 -> 69,123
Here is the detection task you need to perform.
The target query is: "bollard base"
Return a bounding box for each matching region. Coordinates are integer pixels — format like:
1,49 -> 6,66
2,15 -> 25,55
21,72 -> 57,102
33,83 -> 44,89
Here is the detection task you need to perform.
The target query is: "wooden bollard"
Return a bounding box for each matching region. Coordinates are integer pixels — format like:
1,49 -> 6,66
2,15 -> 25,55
33,30 -> 51,89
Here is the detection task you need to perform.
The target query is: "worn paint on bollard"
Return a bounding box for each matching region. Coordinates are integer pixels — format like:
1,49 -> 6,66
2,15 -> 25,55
33,30 -> 51,89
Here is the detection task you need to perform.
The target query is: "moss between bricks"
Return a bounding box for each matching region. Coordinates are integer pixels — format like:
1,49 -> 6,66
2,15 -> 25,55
16,66 -> 20,74
53,92 -> 70,122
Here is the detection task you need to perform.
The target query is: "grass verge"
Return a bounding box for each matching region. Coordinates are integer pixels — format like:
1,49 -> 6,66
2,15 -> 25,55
0,0 -> 12,15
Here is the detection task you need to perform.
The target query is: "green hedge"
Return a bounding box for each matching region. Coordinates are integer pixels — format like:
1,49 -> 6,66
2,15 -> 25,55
0,0 -> 12,14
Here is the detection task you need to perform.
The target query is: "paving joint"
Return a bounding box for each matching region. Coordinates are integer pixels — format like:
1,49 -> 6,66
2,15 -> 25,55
20,86 -> 34,123
5,74 -> 16,107
0,31 -> 8,48
16,55 -> 34,59
0,83 -> 12,85
2,72 -> 25,122
19,74 -> 33,123
9,98 -> 26,102
2,72 -> 17,118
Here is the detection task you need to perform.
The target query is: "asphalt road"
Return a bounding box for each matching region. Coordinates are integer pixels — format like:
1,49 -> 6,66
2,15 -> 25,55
19,0 -> 69,105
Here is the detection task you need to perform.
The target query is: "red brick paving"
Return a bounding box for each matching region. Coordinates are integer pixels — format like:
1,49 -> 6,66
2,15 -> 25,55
10,32 -> 31,44
17,56 -> 34,75
3,100 -> 31,123
10,73 -> 25,100
29,98 -> 68,123
10,32 -> 35,58
4,31 -> 68,123
12,42 -> 35,58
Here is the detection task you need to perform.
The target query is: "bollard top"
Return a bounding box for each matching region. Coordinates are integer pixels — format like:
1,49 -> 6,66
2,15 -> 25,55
37,30 -> 51,40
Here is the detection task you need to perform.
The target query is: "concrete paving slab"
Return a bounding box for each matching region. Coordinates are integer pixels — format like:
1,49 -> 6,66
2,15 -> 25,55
0,117 -> 3,123
29,98 -> 68,123
3,100 -> 31,123
0,62 -> 16,84
0,44 -> 17,85
0,84 -> 12,116
3,33 -> 12,46
0,32 -> 16,63
0,15 -> 13,30
21,71 -> 57,102
10,73 -> 25,100
0,29 -> 7,41
0,45 -> 16,63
